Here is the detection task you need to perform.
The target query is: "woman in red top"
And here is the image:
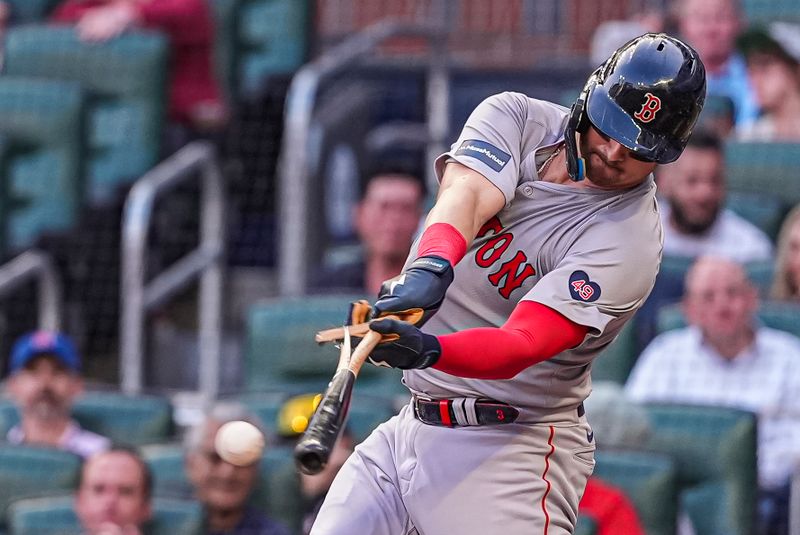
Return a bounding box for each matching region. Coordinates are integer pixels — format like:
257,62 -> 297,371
51,0 -> 227,134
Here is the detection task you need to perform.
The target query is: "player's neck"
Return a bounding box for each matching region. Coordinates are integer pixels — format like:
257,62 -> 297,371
539,147 -> 570,185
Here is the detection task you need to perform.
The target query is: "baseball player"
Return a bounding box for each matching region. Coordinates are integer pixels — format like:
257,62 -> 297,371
312,33 -> 707,535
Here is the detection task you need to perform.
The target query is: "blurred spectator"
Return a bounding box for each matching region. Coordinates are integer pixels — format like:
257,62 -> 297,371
737,22 -> 800,141
770,205 -> 800,301
4,331 -> 110,458
676,0 -> 759,126
75,447 -> 153,535
696,94 -> 736,139
590,11 -> 666,67
579,382 -> 648,535
272,393 -> 356,534
626,256 -> 800,534
656,129 -> 773,263
50,0 -> 227,147
310,168 -> 426,296
184,402 -> 290,535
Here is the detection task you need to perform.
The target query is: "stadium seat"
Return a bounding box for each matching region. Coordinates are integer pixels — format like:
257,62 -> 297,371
0,77 -> 85,253
141,443 -> 192,498
5,0 -> 58,24
741,0 -> 800,22
656,299 -> 800,338
210,0 -> 242,101
725,142 -> 800,209
592,450 -> 678,535
725,191 -> 786,243
237,0 -> 310,95
4,26 -> 168,204
7,494 -> 204,535
592,320 -> 638,384
0,444 -> 81,529
643,403 -> 758,535
244,294 -> 406,397
0,392 -> 173,446
573,516 -> 598,535
72,391 -> 174,446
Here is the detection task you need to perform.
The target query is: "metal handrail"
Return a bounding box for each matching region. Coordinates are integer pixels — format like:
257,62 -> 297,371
277,19 -> 450,296
120,141 -> 225,400
0,250 -> 61,331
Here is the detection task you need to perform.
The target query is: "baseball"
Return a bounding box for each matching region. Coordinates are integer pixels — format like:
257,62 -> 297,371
214,420 -> 265,466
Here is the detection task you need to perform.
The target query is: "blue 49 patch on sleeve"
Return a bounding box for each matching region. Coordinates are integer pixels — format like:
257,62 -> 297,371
569,271 -> 601,302
455,140 -> 511,172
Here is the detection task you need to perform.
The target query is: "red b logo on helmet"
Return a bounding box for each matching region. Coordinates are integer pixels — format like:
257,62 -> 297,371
633,92 -> 662,123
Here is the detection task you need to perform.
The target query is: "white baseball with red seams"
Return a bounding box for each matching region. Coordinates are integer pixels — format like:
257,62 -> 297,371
214,420 -> 265,466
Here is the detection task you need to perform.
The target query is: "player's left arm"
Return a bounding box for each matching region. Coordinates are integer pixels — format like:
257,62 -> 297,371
368,302 -> 589,378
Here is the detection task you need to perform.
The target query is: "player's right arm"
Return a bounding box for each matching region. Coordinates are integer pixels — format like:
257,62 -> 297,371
372,92 -> 533,324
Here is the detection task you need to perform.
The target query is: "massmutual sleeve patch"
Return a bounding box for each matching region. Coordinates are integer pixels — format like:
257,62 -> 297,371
569,270 -> 601,302
455,140 -> 511,172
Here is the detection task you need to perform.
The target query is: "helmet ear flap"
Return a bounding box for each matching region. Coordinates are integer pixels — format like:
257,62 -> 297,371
565,74 -> 596,181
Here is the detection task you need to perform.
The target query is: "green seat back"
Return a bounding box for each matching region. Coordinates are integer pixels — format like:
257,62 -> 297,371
0,445 -> 81,527
573,515 -> 598,535
141,443 -> 192,498
210,0 -> 242,101
0,397 -> 17,436
8,495 -> 204,535
0,77 -> 84,251
725,142 -> 800,208
741,0 -> 800,22
592,450 -> 678,535
245,295 -> 405,396
4,26 -> 168,204
644,404 -> 758,535
725,191 -> 786,243
657,299 -> 800,338
6,0 -> 58,23
592,320 -> 637,384
238,0 -> 309,94
72,391 -> 173,446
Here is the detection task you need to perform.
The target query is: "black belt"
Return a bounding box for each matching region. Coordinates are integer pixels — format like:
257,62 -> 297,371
413,397 -> 585,427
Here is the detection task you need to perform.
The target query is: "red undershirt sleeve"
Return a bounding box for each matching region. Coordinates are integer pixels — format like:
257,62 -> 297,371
433,301 -> 589,379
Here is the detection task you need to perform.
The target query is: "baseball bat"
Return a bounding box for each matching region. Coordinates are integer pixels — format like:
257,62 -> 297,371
294,328 -> 382,475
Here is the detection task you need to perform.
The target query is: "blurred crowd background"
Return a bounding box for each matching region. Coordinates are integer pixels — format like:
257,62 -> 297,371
0,0 -> 798,534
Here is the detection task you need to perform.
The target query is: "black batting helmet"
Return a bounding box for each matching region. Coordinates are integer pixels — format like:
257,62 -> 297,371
566,33 -> 707,180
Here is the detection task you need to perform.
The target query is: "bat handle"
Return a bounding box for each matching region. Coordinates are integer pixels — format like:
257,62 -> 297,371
348,329 -> 383,375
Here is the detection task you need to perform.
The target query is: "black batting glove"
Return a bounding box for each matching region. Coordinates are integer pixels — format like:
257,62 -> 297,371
367,318 -> 441,370
372,256 -> 454,327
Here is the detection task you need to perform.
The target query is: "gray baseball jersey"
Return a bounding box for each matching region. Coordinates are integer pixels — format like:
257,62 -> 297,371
405,91 -> 663,421
312,92 -> 663,535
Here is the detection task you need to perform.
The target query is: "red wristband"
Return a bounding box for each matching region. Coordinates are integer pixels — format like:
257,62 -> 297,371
417,223 -> 468,266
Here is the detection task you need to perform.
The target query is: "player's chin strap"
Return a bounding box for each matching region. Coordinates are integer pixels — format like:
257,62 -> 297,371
565,71 -> 599,182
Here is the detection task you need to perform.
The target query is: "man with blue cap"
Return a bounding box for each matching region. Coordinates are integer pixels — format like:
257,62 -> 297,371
5,330 -> 109,458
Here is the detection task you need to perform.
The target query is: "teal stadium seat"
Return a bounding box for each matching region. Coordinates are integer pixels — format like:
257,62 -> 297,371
657,299 -> 800,338
644,404 -> 758,535
72,391 -> 174,446
7,495 -> 204,535
592,320 -> 638,384
0,392 -> 173,446
4,26 -> 168,204
741,0 -> 800,22
0,445 -> 81,529
245,295 -> 407,398
210,0 -> 242,101
726,191 -> 786,243
0,77 -> 85,253
592,450 -> 678,535
725,142 -> 800,210
5,0 -> 58,23
141,443 -> 193,498
237,0 -> 310,95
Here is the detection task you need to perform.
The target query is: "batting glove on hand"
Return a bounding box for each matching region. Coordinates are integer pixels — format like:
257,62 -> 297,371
366,318 -> 441,370
372,256 -> 454,327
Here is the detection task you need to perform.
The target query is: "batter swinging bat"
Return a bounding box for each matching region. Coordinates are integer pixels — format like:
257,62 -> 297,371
294,326 -> 382,475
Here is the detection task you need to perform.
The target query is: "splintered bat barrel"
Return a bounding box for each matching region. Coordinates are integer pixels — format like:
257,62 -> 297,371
294,368 -> 355,475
